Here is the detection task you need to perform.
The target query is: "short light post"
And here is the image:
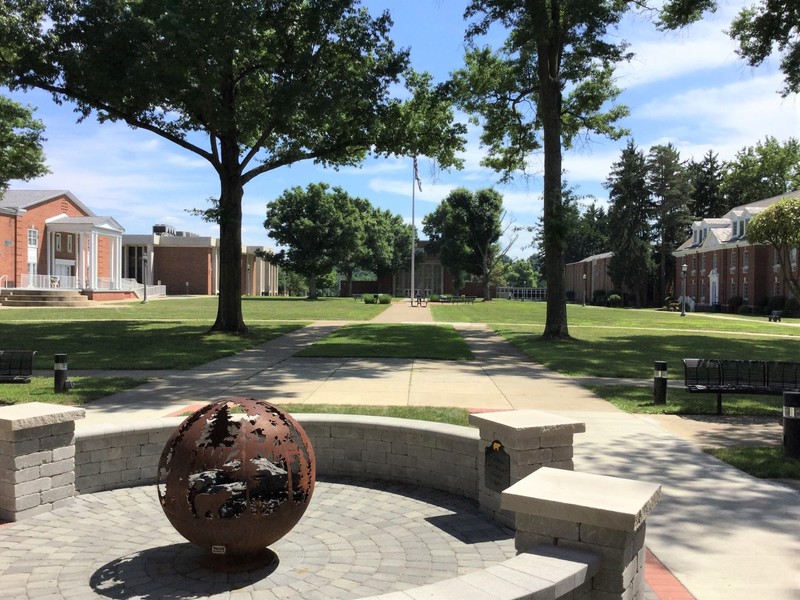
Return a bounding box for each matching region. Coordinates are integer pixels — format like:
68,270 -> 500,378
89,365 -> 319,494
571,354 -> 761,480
681,262 -> 687,316
246,262 -> 251,296
582,273 -> 587,307
653,361 -> 668,405
141,255 -> 148,304
185,281 -> 189,296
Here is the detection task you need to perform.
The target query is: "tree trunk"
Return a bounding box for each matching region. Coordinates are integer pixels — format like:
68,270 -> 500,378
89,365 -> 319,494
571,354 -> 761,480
538,40 -> 570,340
209,138 -> 247,334
308,274 -> 318,299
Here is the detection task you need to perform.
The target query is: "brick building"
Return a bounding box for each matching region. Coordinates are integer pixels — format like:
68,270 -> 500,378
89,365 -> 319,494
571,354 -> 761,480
673,191 -> 799,310
1,190 -> 279,300
0,190 -> 125,294
565,252 -> 614,304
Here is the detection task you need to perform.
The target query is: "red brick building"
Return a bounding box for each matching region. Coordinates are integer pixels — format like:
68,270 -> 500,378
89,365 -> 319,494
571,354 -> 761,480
1,190 -> 279,300
673,191 -> 799,311
0,190 -> 124,293
565,252 -> 614,304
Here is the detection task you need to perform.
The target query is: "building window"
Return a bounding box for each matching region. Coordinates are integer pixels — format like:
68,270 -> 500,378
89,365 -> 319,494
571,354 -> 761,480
730,249 -> 736,269
774,249 -> 781,266
691,255 -> 697,271
55,233 -> 62,251
67,235 -> 73,253
775,280 -> 781,296
712,253 -> 718,270
731,280 -> 736,297
743,280 -> 749,303
791,248 -> 798,268
701,255 -> 706,272
27,228 -> 38,247
743,249 -> 749,270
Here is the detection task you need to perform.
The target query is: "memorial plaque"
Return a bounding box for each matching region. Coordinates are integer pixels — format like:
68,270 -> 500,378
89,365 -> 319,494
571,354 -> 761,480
484,440 -> 510,493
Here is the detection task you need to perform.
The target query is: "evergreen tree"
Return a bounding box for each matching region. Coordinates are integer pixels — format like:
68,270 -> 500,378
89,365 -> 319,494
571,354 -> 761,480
687,150 -> 726,218
605,141 -> 653,307
647,143 -> 693,300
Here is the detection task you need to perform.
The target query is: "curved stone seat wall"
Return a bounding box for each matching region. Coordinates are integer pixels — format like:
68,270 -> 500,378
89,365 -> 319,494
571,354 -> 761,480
73,415 -> 481,497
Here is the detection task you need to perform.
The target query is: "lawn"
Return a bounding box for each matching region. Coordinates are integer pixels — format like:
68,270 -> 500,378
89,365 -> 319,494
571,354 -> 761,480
705,447 -> 800,480
0,376 -> 146,406
296,323 -> 473,360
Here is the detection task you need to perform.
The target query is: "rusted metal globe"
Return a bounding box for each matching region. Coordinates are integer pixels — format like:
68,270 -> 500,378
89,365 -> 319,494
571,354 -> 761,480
157,398 -> 315,563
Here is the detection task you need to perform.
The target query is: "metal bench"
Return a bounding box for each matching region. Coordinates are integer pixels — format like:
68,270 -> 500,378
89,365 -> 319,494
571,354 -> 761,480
0,350 -> 37,384
683,358 -> 800,414
768,310 -> 782,322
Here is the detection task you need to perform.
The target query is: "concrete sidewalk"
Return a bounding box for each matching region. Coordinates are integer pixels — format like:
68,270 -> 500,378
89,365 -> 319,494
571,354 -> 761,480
64,302 -> 799,599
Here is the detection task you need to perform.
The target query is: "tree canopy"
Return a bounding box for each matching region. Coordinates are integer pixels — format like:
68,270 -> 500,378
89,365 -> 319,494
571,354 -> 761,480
747,195 -> 800,301
0,0 -> 465,332
0,96 -> 48,190
422,187 -> 510,300
265,183 -> 363,299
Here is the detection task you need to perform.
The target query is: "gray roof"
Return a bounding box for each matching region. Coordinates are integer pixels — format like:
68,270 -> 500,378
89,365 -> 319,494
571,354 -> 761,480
0,190 -> 95,216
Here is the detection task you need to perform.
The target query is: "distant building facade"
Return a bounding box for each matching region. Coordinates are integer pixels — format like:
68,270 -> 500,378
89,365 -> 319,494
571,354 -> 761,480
1,189 -> 279,300
673,191 -> 799,310
565,252 -> 614,304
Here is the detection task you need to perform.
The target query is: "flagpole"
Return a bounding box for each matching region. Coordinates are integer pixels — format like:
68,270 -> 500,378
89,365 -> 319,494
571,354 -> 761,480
410,157 -> 416,305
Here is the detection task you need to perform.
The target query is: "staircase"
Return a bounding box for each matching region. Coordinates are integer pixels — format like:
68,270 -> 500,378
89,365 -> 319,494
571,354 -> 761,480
0,289 -> 91,307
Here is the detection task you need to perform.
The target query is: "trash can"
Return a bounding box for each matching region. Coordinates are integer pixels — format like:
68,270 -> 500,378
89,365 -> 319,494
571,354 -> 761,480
784,391 -> 800,459
653,361 -> 667,405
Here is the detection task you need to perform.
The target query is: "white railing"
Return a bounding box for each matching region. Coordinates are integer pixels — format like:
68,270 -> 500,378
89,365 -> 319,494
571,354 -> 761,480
497,286 -> 548,301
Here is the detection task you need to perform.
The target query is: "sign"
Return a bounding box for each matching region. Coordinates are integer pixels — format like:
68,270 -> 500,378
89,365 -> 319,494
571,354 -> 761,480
484,440 -> 510,493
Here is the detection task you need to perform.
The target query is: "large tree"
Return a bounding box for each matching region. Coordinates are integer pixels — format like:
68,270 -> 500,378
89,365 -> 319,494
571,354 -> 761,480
455,2 -> 634,338
265,183 -> 364,299
422,187 -> 510,300
0,96 -> 48,190
0,0 -> 464,333
720,137 -> 800,211
747,195 -> 800,301
605,140 -> 653,307
647,143 -> 693,299
687,150 -> 726,218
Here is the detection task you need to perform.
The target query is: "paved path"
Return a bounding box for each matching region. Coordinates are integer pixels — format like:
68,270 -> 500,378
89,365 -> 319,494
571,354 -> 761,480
11,300 -> 798,599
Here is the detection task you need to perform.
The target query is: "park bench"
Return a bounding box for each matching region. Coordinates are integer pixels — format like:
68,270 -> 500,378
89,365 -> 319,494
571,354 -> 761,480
768,310 -> 782,322
0,350 -> 37,384
352,294 -> 363,302
683,358 -> 800,414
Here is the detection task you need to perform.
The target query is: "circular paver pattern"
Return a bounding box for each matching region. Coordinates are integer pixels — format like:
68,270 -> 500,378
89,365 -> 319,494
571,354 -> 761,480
0,477 -> 516,600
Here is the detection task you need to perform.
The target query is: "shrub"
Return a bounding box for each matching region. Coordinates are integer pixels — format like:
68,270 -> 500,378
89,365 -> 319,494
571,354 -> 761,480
768,295 -> 786,312
608,293 -> 622,308
592,289 -> 606,305
429,294 -> 440,302
785,297 -> 800,316
379,294 -> 391,304
737,305 -> 753,315
566,290 -> 576,303
728,295 -> 744,312
363,294 -> 378,304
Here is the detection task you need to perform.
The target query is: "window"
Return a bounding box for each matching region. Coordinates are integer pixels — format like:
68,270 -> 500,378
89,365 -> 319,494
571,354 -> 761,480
743,249 -> 749,269
701,255 -> 706,272
27,228 -> 38,247
730,249 -> 737,269
67,235 -> 73,253
731,280 -> 736,297
691,255 -> 697,271
55,233 -> 62,251
743,280 -> 749,302
774,249 -> 781,266
791,248 -> 798,268
712,253 -> 718,270
775,280 -> 781,296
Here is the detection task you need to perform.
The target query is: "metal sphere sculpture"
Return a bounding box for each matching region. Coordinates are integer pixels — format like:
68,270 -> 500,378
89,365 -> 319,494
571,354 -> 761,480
157,398 -> 315,564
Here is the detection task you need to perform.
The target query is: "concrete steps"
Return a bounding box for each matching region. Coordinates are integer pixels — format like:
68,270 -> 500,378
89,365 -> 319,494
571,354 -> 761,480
0,289 -> 91,307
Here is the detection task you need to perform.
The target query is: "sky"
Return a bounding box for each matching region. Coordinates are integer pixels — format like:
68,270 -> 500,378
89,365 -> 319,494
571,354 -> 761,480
4,0 -> 799,259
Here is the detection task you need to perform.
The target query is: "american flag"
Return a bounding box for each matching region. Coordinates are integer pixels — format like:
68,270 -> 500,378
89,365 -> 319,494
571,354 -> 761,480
413,157 -> 422,192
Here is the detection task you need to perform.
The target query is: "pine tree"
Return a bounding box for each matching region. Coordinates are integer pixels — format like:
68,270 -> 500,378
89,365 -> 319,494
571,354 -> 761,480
687,150 -> 725,218
605,141 -> 653,307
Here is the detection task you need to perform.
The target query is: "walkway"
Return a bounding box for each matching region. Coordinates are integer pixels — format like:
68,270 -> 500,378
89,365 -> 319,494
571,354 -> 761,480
13,300 -> 800,599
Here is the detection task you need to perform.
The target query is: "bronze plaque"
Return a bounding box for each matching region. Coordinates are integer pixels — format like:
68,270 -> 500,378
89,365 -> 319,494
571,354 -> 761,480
484,440 -> 510,493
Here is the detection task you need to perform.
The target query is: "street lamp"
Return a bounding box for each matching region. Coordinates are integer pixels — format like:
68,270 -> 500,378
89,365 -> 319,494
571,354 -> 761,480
680,262 -> 687,316
246,262 -> 251,296
582,273 -> 587,307
141,254 -> 148,304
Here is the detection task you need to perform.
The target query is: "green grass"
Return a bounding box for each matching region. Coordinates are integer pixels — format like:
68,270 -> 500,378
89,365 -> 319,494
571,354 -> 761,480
296,324 -> 473,360
0,321 -> 303,369
589,385 -> 783,416
0,295 -> 389,323
272,404 -> 472,427
493,324 -> 800,378
0,377 -> 146,405
705,446 -> 800,480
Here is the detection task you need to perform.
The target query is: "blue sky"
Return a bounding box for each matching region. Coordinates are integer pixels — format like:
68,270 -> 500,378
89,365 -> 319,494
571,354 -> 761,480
5,0 -> 799,259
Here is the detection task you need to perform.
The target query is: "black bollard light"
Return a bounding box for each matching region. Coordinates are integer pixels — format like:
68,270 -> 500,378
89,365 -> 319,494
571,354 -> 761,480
653,361 -> 667,406
784,391 -> 800,459
54,353 -> 68,393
